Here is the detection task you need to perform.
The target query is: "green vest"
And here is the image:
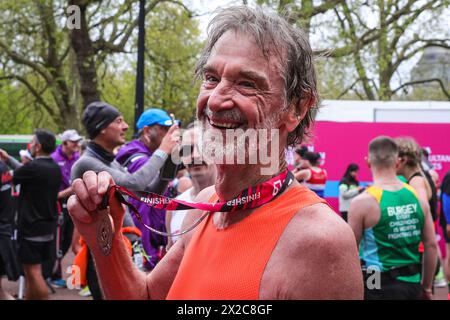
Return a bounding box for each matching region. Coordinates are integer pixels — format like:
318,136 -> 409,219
360,183 -> 424,283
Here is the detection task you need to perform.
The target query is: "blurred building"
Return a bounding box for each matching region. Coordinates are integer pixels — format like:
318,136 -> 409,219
410,46 -> 450,86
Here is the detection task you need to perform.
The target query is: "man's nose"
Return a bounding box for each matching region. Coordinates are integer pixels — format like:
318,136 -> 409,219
123,122 -> 129,131
207,82 -> 235,112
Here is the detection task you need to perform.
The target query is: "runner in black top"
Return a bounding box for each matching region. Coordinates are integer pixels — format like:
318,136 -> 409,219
0,129 -> 61,300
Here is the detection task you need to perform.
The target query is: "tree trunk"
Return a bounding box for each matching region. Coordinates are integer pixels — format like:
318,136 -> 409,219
69,0 -> 101,109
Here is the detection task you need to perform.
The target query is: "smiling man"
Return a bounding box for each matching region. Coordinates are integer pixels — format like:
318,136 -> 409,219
68,6 -> 363,300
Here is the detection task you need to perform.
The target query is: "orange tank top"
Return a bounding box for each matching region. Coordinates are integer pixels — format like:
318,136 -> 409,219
166,185 -> 326,300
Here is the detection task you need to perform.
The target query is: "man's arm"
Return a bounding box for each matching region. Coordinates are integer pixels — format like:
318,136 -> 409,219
294,169 -> 311,182
409,177 -> 430,204
419,197 -> 438,299
58,186 -> 74,199
165,210 -> 174,250
0,149 -> 22,170
348,193 -> 378,245
67,171 -> 213,300
271,204 -> 364,299
68,171 -> 183,299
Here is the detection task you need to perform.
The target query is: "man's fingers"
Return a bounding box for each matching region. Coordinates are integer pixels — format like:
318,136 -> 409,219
167,124 -> 179,134
72,178 -> 96,211
83,171 -> 102,205
98,171 -> 115,195
67,195 -> 92,224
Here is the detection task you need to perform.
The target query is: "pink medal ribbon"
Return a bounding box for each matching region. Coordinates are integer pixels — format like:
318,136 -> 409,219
107,170 -> 294,237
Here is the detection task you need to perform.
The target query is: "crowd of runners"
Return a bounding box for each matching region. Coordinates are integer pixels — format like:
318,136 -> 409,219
0,5 -> 449,300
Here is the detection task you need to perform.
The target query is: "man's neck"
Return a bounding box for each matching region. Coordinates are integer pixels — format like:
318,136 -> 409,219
401,166 -> 421,181
93,138 -> 115,153
35,151 -> 51,158
191,174 -> 216,196
214,160 -> 287,201
372,167 -> 403,190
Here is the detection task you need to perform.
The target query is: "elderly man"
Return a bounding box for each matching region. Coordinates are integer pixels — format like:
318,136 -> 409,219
68,6 -> 363,299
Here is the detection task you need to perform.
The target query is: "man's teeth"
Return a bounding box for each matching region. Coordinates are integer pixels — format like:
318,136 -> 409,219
210,119 -> 241,129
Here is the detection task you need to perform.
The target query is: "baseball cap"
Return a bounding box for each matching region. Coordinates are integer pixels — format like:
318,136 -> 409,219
136,108 -> 179,130
60,129 -> 82,142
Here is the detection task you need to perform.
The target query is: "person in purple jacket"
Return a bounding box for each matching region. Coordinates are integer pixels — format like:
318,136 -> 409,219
49,129 -> 82,287
116,108 -> 180,270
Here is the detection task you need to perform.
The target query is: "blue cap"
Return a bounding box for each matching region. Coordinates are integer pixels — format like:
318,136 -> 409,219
136,108 -> 179,130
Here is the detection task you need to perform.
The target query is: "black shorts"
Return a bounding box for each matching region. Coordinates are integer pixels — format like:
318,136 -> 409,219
363,271 -> 422,300
18,238 -> 54,265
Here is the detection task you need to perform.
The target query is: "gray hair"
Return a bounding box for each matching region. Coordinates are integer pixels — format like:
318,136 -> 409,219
195,5 -> 318,146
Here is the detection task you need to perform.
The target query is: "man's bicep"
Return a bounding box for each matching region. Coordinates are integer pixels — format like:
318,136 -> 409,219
420,199 -> 435,246
296,224 -> 364,299
348,198 -> 365,245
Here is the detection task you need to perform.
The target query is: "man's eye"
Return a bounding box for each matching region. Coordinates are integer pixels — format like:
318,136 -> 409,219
204,75 -> 219,83
239,81 -> 255,88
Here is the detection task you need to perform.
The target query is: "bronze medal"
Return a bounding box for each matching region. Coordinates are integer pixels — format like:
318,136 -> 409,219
97,207 -> 114,256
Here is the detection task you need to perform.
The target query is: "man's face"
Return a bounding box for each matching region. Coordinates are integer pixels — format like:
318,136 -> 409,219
181,129 -> 214,178
148,125 -> 169,148
29,136 -> 40,157
196,31 -> 288,162
64,140 -> 81,155
102,116 -> 129,146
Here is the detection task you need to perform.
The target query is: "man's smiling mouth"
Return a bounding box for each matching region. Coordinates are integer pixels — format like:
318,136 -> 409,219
207,116 -> 245,129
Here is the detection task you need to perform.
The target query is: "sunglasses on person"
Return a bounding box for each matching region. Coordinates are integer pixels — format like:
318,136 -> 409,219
180,144 -> 195,157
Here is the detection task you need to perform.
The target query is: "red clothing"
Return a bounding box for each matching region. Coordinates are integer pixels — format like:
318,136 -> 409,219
306,167 -> 327,185
166,185 -> 325,300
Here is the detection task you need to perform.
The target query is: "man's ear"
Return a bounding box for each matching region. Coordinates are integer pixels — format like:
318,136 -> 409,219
282,94 -> 314,133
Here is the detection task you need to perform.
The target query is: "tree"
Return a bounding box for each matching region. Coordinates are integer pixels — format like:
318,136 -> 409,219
0,0 -> 196,132
0,0 -> 80,131
143,3 -> 203,124
259,0 -> 450,101
329,0 -> 450,100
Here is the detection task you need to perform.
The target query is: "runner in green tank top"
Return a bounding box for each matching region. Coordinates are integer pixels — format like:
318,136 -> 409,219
349,136 -> 437,300
362,184 -> 424,283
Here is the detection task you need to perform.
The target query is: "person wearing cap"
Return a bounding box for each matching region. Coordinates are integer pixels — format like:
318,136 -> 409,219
47,129 -> 82,288
70,101 -> 180,299
115,108 -> 183,271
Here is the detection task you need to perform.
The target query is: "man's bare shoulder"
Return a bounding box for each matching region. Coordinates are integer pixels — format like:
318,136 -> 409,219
261,203 -> 363,299
349,191 -> 379,214
289,203 -> 356,251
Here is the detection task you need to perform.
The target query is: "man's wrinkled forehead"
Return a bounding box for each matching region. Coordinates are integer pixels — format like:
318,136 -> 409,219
205,30 -> 281,80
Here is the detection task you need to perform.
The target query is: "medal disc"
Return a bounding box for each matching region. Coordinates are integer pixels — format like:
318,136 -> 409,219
97,208 -> 113,256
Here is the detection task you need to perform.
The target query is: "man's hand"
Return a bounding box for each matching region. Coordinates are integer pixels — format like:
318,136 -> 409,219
67,171 -> 125,249
158,124 -> 180,155
421,287 -> 433,300
0,149 -> 10,162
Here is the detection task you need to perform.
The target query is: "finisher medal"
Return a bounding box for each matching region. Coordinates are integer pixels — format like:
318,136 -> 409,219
97,201 -> 114,256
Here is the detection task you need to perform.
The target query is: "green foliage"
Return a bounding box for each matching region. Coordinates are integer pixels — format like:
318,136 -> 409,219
143,4 -> 203,126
